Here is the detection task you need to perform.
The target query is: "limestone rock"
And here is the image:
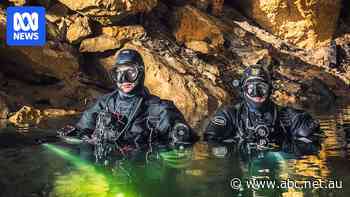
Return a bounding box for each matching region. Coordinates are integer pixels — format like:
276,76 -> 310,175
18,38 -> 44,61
211,0 -> 224,16
189,0 -> 210,11
171,5 -> 225,51
189,0 -> 224,16
89,15 -> 126,26
57,0 -> 158,16
220,5 -> 349,93
0,93 -> 9,119
46,3 -> 70,24
0,41 -> 80,84
274,63 -> 344,107
66,16 -> 92,44
48,20 -> 69,42
0,8 -> 5,39
78,51 -> 116,87
8,0 -> 26,6
79,35 -> 122,52
8,106 -> 78,126
239,49 -> 272,66
233,0 -> 341,49
8,106 -> 42,126
36,0 -> 53,8
89,51 -> 118,72
185,41 -> 211,54
102,25 -> 145,41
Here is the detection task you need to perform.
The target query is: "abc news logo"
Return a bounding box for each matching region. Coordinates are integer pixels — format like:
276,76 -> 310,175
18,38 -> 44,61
6,6 -> 46,46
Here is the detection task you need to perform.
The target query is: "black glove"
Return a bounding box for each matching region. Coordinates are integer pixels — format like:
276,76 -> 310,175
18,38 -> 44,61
57,125 -> 78,137
57,125 -> 92,137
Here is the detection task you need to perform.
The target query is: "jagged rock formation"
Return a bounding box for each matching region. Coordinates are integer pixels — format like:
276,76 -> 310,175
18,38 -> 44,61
231,0 -> 342,49
171,5 -> 225,53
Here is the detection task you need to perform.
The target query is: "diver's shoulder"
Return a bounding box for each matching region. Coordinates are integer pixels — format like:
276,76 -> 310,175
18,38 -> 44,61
158,98 -> 177,109
94,90 -> 118,102
144,94 -> 176,109
214,102 -> 242,117
276,104 -> 313,122
145,94 -> 162,104
219,102 -> 242,112
277,104 -> 307,115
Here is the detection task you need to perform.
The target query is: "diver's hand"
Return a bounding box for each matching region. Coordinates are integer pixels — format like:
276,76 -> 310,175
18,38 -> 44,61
82,135 -> 98,145
57,125 -> 78,137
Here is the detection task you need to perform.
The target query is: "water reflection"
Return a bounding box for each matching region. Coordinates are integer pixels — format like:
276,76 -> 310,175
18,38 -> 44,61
45,143 -> 138,197
42,143 -> 194,197
0,104 -> 349,197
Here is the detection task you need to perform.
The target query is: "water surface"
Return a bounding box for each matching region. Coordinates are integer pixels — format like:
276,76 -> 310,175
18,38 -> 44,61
0,103 -> 349,197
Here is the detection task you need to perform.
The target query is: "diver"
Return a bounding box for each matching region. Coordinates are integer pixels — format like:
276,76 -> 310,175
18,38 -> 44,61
204,65 -> 321,149
58,49 -> 198,163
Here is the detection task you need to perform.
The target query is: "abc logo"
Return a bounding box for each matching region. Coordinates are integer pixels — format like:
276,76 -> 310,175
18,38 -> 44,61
6,6 -> 46,46
14,12 -> 39,31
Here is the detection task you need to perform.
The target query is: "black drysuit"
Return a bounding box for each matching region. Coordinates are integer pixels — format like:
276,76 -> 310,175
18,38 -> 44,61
76,88 -> 195,146
204,101 -> 320,145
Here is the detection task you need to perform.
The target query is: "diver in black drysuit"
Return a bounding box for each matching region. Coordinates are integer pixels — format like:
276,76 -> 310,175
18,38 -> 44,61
59,49 -> 197,163
204,65 -> 320,148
